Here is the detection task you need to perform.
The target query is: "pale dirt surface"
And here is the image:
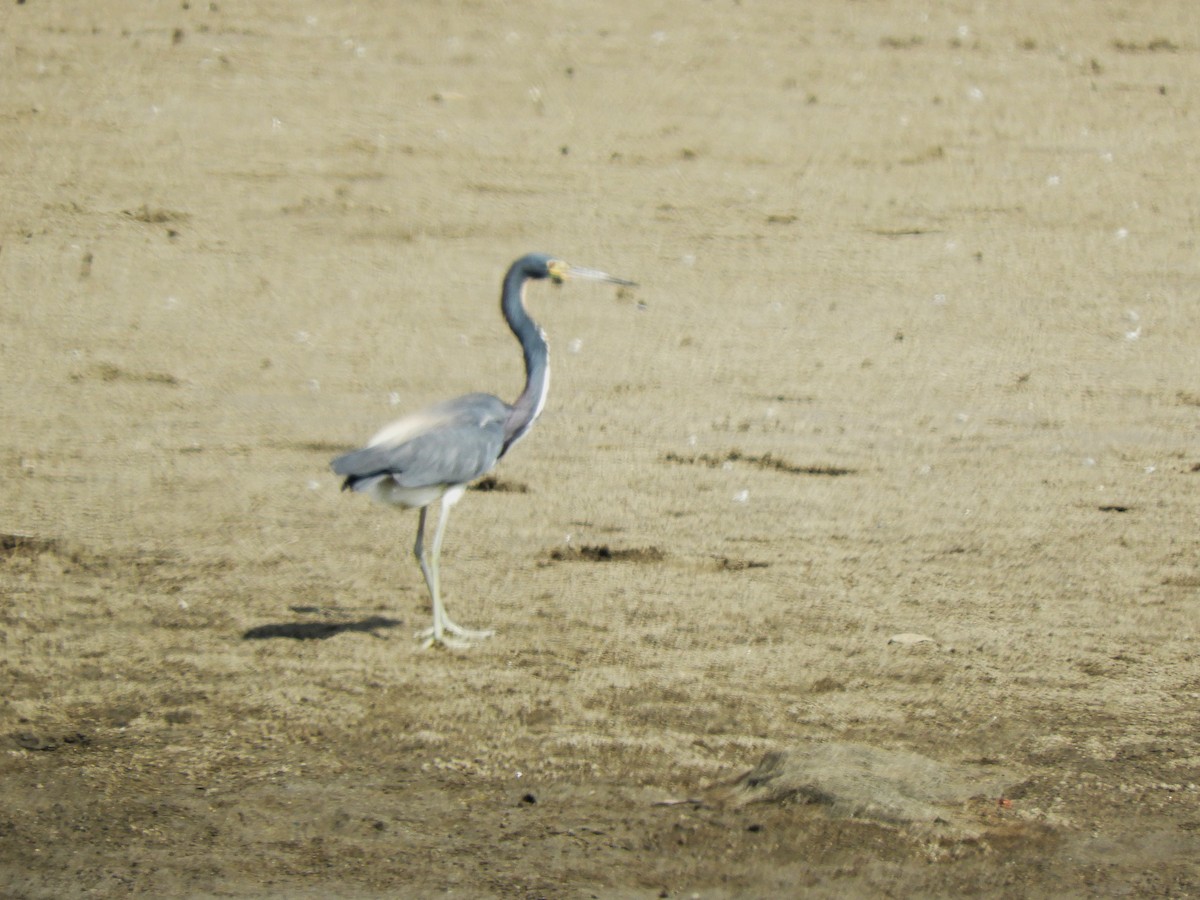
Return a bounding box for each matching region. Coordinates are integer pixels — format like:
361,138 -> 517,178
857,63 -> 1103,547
2,1 -> 1200,896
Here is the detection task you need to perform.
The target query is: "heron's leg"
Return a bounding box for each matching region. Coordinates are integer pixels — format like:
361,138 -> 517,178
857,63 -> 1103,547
412,506 -> 443,643
415,492 -> 494,648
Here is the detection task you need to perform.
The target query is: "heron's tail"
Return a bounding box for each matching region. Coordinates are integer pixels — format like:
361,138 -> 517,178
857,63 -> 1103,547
337,472 -> 390,493
331,448 -> 389,494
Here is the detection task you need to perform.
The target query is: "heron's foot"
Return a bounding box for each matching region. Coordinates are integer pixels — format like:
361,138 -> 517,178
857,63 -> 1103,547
416,620 -> 495,650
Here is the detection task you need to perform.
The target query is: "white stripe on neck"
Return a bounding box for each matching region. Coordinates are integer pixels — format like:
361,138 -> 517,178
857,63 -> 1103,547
508,350 -> 549,451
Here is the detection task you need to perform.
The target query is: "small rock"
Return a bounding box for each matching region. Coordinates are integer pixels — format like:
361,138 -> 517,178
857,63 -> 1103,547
888,633 -> 934,646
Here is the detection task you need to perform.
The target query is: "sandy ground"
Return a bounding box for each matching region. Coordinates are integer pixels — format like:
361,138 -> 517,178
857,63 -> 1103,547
3,1 -> 1200,896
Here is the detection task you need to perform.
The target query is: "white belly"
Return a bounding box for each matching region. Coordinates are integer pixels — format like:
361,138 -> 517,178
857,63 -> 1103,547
368,479 -> 466,511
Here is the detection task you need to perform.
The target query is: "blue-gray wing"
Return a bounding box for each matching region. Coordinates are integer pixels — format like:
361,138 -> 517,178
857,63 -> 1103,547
331,393 -> 510,491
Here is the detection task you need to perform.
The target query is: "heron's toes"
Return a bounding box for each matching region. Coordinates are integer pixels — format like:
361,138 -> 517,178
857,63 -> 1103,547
443,621 -> 495,641
415,623 -> 494,649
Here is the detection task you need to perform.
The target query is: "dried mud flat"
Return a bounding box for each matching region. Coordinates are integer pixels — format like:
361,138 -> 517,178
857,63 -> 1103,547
2,2 -> 1199,897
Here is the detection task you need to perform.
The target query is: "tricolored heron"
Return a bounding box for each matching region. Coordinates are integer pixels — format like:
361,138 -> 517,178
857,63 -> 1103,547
331,253 -> 635,649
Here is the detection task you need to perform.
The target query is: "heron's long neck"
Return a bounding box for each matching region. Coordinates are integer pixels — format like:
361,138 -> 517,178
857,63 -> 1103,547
501,269 -> 550,453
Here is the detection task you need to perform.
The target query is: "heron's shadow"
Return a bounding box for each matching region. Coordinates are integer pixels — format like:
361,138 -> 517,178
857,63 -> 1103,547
242,607 -> 403,641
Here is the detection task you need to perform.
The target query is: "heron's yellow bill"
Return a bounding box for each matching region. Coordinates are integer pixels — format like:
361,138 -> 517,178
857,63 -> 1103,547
549,259 -> 637,287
